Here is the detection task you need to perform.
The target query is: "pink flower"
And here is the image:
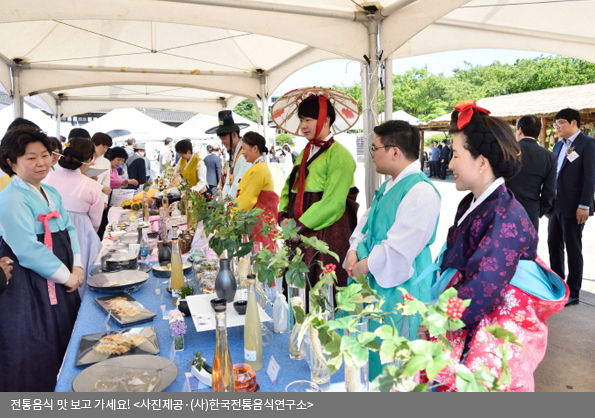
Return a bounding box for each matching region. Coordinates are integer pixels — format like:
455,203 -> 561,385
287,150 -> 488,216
499,223 -> 518,238
479,256 -> 499,272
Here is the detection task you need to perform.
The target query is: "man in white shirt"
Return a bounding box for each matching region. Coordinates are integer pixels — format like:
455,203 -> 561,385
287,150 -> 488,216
124,138 -> 136,158
158,137 -> 175,176
345,120 -> 441,380
205,111 -> 250,199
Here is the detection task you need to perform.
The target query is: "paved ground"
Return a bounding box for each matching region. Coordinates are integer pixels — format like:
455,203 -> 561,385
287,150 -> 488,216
354,163 -> 595,391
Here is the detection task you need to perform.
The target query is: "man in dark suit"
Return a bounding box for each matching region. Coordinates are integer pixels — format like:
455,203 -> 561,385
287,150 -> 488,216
203,144 -> 222,198
547,108 -> 595,307
438,139 -> 450,179
506,116 -> 556,232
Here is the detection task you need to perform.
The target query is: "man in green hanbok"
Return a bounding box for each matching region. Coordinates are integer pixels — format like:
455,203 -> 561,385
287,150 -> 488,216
345,120 -> 441,380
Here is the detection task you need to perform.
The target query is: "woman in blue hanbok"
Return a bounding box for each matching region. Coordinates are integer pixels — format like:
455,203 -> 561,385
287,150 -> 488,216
0,126 -> 84,391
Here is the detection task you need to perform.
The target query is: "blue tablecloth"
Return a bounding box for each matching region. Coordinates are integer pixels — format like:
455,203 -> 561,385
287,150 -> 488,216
55,263 -> 344,392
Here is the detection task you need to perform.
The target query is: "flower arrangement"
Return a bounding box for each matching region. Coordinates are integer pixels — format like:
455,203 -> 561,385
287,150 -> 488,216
295,275 -> 522,392
253,219 -> 339,292
169,309 -> 187,337
201,197 -> 262,260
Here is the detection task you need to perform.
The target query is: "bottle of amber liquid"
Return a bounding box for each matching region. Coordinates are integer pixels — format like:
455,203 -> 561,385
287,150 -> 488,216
244,274 -> 263,371
169,226 -> 184,306
212,302 -> 235,392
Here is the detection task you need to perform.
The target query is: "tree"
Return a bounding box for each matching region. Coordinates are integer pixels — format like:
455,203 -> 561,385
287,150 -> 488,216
233,99 -> 258,123
276,133 -> 294,147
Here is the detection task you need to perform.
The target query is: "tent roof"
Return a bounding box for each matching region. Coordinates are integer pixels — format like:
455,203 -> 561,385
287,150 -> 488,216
421,82 -> 595,131
2,1 -> 595,118
175,111 -> 259,140
80,108 -> 177,140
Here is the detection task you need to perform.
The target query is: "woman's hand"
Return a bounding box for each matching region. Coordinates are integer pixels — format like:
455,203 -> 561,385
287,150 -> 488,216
64,267 -> 84,293
0,257 -> 14,281
345,250 -> 358,277
127,179 -> 139,187
280,218 -> 290,227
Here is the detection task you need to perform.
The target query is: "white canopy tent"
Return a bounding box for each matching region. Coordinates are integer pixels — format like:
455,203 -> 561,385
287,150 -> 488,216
0,103 -> 72,137
81,108 -> 177,141
3,1 -> 595,205
175,111 -> 259,140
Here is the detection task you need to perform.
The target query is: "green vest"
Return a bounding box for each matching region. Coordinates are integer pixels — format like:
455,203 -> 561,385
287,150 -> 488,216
356,172 -> 440,380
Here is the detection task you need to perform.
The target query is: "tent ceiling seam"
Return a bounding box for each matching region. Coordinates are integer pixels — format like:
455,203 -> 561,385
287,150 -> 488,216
53,19 -> 151,52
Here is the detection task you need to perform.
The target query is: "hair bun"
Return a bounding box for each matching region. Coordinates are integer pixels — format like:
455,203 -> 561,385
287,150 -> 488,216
59,146 -> 84,169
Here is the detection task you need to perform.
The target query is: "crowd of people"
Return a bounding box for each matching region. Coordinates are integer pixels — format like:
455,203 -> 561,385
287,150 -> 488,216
0,87 -> 593,392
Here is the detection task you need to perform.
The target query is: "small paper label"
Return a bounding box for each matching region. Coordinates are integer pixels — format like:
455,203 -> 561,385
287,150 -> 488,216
128,244 -> 140,255
267,355 -> 281,384
567,151 -> 579,162
244,349 -> 257,362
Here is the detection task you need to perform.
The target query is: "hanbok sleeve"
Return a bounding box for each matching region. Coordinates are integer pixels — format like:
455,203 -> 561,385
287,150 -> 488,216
191,160 -> 208,193
51,187 -> 82,269
454,208 -> 536,326
299,146 -> 356,230
0,191 -> 73,283
234,166 -> 263,212
87,182 -> 104,229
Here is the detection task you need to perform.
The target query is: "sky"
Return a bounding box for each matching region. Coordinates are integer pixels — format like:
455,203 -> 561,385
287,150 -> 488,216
273,49 -> 552,96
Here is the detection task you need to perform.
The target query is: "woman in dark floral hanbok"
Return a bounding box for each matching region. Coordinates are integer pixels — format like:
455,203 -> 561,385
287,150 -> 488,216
431,100 -> 568,392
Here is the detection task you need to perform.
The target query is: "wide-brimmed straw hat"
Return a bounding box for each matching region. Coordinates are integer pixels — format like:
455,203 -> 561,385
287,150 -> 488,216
271,87 -> 360,136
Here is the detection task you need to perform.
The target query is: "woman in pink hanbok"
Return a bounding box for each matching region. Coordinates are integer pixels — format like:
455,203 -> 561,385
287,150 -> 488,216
43,138 -> 103,296
430,101 -> 569,392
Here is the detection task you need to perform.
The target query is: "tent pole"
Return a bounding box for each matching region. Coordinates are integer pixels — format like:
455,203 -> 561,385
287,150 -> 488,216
55,97 -> 62,138
384,54 -> 393,122
260,76 -> 269,142
11,64 -> 24,119
252,98 -> 261,138
363,18 -> 381,209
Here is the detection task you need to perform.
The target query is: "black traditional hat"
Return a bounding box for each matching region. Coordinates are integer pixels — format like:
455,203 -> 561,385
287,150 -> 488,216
205,110 -> 250,135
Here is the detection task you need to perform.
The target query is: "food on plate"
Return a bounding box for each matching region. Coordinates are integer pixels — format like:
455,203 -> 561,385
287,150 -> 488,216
92,369 -> 161,392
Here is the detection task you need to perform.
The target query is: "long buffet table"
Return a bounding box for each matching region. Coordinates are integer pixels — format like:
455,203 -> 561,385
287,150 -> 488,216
55,262 -> 345,392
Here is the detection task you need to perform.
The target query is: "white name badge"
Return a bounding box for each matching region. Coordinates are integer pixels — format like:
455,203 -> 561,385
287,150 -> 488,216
567,151 -> 579,162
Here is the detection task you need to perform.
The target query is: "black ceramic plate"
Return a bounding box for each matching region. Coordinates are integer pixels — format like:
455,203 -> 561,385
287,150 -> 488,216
72,355 -> 177,392
75,326 -> 159,367
95,293 -> 156,328
152,262 -> 193,278
89,262 -> 151,277
87,270 -> 149,294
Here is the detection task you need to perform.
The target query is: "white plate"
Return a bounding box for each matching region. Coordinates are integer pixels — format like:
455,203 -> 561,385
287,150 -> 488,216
186,291 -> 271,332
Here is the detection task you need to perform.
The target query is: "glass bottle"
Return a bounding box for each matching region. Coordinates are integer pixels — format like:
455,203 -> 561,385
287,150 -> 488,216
139,227 -> 151,264
158,239 -> 171,267
162,195 -> 169,217
142,190 -> 149,222
212,302 -> 235,392
244,274 -> 263,371
170,226 -> 184,306
186,200 -> 193,230
273,276 -> 288,334
237,234 -> 251,293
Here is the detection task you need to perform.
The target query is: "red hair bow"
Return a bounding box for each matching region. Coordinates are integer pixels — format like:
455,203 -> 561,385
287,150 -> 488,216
454,99 -> 491,129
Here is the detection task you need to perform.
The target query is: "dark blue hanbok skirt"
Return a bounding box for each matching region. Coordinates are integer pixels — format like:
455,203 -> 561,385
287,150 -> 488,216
0,230 -> 81,391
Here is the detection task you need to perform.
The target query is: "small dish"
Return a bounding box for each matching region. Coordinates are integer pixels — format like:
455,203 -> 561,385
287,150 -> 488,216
233,300 -> 248,315
210,298 -> 227,312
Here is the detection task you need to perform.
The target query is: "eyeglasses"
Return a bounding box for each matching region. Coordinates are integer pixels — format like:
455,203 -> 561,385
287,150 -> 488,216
369,144 -> 395,155
552,120 -> 568,128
